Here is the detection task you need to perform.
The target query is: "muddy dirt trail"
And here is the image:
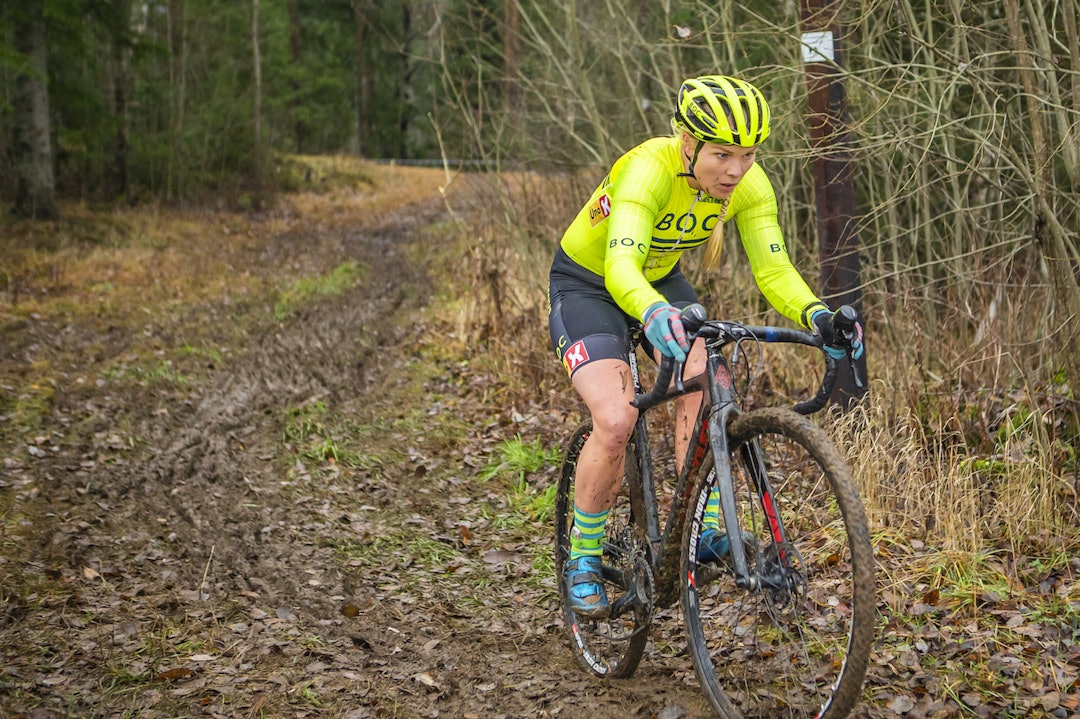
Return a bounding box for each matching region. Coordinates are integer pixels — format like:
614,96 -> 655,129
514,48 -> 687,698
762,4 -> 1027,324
1,193 -> 717,718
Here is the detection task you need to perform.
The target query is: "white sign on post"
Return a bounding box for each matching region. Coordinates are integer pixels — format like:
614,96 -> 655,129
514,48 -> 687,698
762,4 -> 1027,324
801,31 -> 835,63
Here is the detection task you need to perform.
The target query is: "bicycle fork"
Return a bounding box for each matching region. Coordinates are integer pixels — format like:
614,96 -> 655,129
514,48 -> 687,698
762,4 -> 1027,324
705,370 -> 799,594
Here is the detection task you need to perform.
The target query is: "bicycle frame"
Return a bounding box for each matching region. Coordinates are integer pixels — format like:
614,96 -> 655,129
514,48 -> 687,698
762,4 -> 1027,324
625,321 -> 827,608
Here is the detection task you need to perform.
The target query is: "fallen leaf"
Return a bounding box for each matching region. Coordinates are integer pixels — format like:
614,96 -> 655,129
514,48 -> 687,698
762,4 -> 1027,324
413,672 -> 439,689
483,549 -> 519,566
156,667 -> 195,681
1041,692 -> 1060,711
889,694 -> 915,713
658,705 -> 687,719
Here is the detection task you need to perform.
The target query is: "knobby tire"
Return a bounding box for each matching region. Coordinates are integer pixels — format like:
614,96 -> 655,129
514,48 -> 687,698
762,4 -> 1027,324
681,407 -> 875,719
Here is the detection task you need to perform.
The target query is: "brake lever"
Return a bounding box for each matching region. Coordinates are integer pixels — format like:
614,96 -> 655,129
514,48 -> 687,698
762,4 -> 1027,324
674,357 -> 687,393
672,303 -> 706,395
832,305 -> 865,390
848,355 -> 865,390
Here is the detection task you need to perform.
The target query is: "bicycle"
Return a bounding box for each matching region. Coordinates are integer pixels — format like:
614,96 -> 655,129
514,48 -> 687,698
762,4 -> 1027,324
555,304 -> 875,719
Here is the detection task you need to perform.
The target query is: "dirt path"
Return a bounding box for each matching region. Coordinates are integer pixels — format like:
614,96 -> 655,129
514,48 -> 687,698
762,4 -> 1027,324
1,196 -> 715,718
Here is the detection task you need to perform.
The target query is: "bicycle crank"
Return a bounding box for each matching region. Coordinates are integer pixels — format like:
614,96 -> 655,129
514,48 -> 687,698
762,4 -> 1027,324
608,550 -> 654,629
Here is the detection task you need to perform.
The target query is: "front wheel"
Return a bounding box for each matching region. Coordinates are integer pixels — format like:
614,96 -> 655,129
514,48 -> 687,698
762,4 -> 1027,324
555,421 -> 652,678
681,408 -> 875,719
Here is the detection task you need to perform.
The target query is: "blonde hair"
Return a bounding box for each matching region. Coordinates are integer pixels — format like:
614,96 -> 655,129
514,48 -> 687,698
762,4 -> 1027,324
701,199 -> 729,270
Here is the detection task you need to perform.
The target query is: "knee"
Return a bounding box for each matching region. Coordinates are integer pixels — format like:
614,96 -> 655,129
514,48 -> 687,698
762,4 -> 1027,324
590,406 -> 637,452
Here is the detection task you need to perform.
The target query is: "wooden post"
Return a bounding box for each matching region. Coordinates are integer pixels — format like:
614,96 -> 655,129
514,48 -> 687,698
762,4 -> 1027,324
800,0 -> 867,405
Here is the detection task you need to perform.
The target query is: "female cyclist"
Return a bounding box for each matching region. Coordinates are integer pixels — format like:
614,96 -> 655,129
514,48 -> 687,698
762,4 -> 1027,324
547,74 -> 864,618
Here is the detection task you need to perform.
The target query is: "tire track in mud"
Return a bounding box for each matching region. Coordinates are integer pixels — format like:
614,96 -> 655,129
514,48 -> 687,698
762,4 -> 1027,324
136,208 -> 439,611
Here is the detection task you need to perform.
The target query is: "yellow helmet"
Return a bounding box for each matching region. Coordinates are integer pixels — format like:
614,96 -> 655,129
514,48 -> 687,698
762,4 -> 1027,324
672,75 -> 771,147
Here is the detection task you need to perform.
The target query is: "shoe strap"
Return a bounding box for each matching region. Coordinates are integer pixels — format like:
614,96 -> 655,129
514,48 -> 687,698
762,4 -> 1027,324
569,571 -> 602,587
567,559 -> 603,586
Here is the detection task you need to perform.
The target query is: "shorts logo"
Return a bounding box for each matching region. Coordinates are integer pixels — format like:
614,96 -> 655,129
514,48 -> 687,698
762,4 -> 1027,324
588,194 -> 612,227
563,341 -> 590,374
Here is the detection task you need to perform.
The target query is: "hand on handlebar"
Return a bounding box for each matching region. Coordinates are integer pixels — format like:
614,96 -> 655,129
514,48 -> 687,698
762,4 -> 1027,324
643,302 -> 690,362
811,307 -> 864,361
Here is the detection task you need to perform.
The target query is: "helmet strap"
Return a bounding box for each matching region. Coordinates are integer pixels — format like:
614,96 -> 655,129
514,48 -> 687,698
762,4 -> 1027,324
677,138 -> 706,180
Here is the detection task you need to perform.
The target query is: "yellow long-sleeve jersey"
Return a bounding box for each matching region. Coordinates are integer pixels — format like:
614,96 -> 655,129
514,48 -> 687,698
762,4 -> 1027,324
558,135 -> 827,327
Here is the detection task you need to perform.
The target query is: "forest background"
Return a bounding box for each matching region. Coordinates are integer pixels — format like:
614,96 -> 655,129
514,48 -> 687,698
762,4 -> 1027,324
2,0 -> 1079,645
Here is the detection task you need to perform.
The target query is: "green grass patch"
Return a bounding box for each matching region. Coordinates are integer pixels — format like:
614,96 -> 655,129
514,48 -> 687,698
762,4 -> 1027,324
273,261 -> 365,320
335,530 -> 462,572
280,401 -> 386,473
920,549 -> 1014,611
479,435 -> 560,484
102,360 -> 193,387
1,376 -> 56,434
478,436 -> 560,526
179,344 -> 223,364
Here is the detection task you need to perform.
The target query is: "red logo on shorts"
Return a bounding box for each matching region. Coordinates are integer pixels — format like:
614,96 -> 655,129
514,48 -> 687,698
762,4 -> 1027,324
563,341 -> 590,374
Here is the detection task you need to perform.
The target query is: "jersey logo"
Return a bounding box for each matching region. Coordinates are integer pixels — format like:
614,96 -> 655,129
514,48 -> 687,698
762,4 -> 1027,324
563,341 -> 590,374
588,194 -> 612,227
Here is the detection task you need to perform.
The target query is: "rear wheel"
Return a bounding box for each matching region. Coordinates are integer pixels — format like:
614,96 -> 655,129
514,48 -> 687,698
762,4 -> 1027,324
681,408 -> 875,719
556,421 -> 652,678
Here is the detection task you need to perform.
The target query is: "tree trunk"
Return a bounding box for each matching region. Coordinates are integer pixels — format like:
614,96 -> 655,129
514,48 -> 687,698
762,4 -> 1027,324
110,0 -> 133,202
397,3 -> 411,158
1003,0 -> 1080,396
354,0 -> 373,157
504,0 -> 521,113
288,0 -> 305,152
13,0 -> 58,220
167,0 -> 187,201
252,0 -> 263,186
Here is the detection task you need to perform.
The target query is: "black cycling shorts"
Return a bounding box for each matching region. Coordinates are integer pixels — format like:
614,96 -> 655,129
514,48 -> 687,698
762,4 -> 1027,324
547,247 -> 698,377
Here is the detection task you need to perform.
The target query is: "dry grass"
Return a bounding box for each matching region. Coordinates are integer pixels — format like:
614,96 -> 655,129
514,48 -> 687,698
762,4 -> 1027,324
0,157 -> 449,325
283,155 -> 459,228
